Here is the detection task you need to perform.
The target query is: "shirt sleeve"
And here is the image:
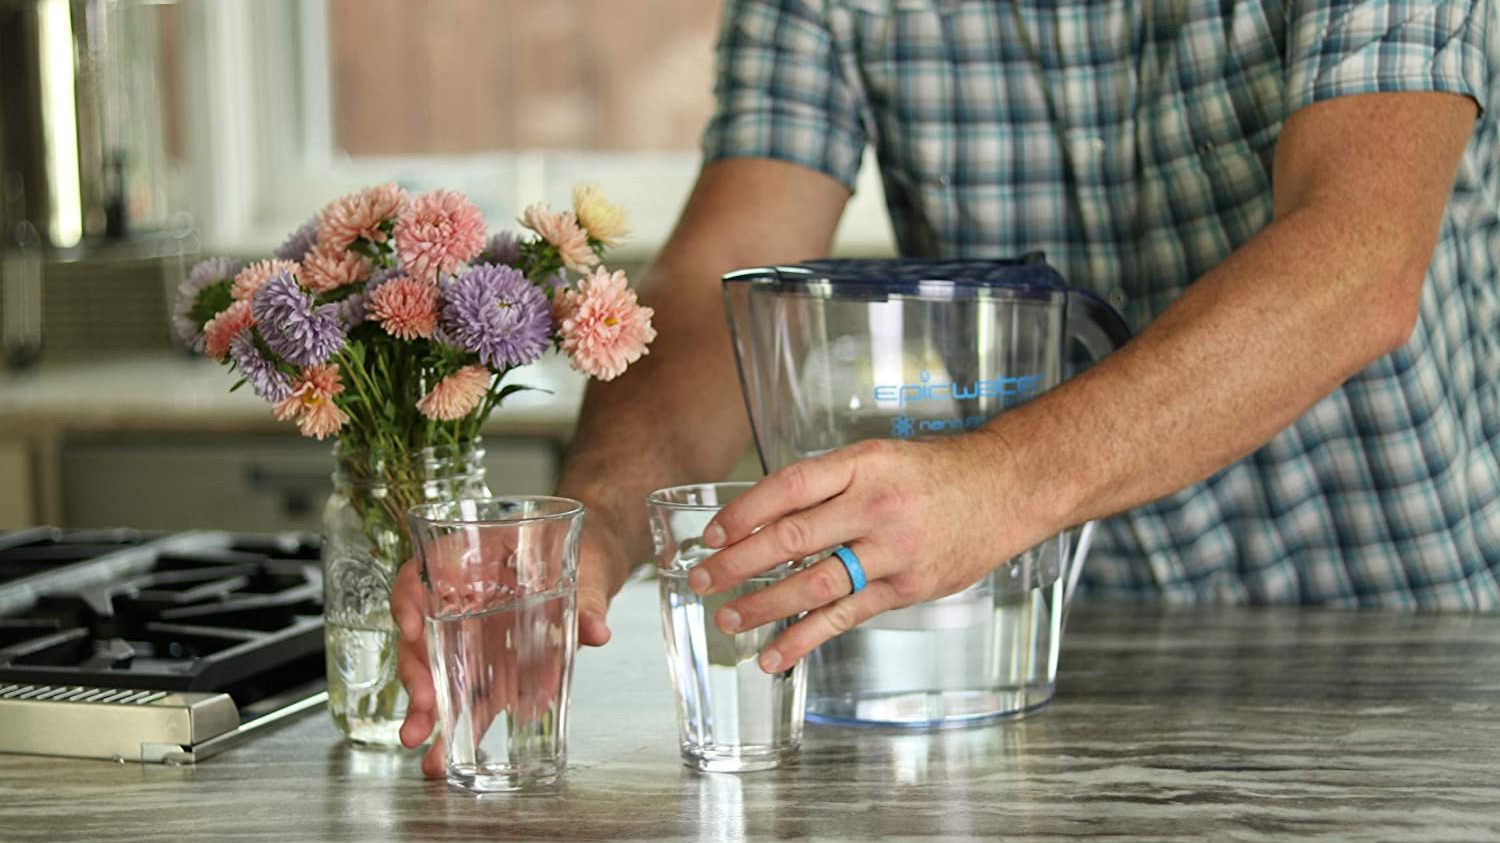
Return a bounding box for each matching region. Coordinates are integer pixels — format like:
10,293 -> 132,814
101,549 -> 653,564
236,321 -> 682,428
700,0 -> 869,190
1285,0 -> 1491,115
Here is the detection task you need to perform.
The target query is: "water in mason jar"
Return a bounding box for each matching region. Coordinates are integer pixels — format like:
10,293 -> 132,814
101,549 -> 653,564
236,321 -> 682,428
326,619 -> 407,745
806,572 -> 1064,727
659,566 -> 805,772
426,588 -> 576,790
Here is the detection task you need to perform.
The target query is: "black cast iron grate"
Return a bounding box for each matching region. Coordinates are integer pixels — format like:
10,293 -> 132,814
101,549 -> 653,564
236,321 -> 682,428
0,530 -> 325,707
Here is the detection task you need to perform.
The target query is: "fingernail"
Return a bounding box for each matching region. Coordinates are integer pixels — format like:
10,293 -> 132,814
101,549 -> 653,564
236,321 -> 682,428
688,568 -> 711,594
759,649 -> 782,673
704,522 -> 726,548
717,607 -> 742,633
400,617 -> 419,642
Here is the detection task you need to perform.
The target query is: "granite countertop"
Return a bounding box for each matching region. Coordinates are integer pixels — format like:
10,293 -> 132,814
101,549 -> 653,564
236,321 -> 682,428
1,583 -> 1497,842
0,353 -> 586,437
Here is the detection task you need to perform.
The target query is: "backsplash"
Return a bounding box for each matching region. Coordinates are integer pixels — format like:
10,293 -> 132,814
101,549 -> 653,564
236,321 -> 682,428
0,256 -> 180,363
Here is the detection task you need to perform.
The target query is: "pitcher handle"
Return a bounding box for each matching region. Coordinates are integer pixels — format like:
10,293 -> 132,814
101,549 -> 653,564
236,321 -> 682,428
1059,291 -> 1129,606
1066,289 -> 1132,367
1063,521 -> 1096,605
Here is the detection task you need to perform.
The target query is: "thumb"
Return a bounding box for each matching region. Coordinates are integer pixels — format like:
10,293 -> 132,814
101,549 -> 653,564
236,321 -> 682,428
576,540 -> 620,647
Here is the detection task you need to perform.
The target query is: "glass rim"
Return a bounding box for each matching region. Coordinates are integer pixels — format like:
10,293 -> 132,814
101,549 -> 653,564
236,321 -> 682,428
645,481 -> 756,511
407,495 -> 585,527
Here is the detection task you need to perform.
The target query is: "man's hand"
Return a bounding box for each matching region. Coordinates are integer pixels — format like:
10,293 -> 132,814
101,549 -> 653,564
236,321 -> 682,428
686,431 -> 1051,672
390,517 -> 629,778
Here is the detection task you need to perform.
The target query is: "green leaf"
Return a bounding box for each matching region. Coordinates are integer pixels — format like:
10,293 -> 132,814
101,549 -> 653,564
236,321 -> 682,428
493,383 -> 546,405
187,280 -> 234,329
228,378 -> 247,393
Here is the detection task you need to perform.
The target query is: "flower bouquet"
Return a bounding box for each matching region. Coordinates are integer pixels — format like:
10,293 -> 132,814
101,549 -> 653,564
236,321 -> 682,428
173,184 -> 654,745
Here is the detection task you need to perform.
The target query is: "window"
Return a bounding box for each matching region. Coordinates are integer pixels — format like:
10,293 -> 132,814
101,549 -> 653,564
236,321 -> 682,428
178,0 -> 894,260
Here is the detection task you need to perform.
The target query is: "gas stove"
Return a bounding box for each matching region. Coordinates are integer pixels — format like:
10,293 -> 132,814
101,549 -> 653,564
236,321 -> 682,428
0,527 -> 326,763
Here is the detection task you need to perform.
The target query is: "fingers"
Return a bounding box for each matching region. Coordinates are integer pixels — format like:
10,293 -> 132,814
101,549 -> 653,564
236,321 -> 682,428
391,557 -> 424,643
704,451 -> 854,549
692,494 -> 869,596
421,738 -> 445,779
758,577 -> 902,673
397,636 -> 434,710
401,704 -> 436,751
576,530 -> 619,647
716,546 -> 892,634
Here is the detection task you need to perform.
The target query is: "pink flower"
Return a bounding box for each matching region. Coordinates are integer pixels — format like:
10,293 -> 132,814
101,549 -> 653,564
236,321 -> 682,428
273,364 -> 349,440
302,244 -> 371,293
556,267 -> 655,381
202,301 -> 254,361
366,275 -> 438,340
231,260 -> 300,302
520,203 -> 597,272
317,184 -> 408,251
297,400 -> 349,440
394,190 -> 487,282
417,365 -> 492,421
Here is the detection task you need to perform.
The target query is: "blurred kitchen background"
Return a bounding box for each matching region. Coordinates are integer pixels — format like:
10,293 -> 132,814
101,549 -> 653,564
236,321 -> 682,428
0,0 -> 896,534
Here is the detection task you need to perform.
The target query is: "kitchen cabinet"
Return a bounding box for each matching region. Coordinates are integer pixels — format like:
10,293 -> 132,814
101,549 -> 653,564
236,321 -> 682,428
0,438 -> 33,527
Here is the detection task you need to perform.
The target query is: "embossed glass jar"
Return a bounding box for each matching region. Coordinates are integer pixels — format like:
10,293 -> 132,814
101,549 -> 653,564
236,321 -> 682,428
321,440 -> 490,746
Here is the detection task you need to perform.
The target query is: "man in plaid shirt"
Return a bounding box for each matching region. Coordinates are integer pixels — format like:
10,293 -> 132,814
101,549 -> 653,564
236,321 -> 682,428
557,0 -> 1495,664
392,2 -> 1497,766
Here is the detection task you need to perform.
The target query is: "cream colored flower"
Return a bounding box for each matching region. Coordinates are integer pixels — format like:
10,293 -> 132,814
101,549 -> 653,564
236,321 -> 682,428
571,184 -> 631,248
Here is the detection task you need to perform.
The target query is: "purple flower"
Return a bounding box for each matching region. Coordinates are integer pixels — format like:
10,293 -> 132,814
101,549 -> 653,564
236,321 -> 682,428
482,232 -> 522,267
251,272 -> 346,366
334,293 -> 368,331
173,257 -> 243,350
229,332 -> 291,402
274,217 -> 319,262
438,264 -> 551,369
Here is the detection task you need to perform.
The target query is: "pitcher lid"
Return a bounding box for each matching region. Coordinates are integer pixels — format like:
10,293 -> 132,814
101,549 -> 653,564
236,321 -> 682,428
723,253 -> 1070,299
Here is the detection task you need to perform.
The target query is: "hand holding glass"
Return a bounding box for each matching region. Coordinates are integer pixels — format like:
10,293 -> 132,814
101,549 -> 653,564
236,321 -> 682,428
407,497 -> 583,793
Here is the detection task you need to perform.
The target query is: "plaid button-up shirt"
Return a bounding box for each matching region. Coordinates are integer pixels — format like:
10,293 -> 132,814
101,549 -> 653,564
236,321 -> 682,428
702,0 -> 1500,608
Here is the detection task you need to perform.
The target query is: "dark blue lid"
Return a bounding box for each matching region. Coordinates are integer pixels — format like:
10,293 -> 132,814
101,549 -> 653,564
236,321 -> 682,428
722,253 -> 1070,299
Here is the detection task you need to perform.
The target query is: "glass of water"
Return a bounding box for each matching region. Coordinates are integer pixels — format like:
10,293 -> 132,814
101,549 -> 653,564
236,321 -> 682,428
406,497 -> 584,793
648,482 -> 806,773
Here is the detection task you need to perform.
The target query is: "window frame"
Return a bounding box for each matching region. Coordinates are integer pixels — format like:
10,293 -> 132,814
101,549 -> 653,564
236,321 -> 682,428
178,0 -> 894,260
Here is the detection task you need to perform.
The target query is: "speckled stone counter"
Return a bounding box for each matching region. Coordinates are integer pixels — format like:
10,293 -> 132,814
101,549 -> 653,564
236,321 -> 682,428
1,583 -> 1497,842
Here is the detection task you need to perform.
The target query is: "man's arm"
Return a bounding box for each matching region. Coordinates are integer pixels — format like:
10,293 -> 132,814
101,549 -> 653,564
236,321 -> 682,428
1024,91 -> 1476,532
556,157 -> 850,570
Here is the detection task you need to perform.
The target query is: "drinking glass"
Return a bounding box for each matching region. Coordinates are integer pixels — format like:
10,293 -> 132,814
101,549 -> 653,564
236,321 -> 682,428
407,497 -> 584,793
648,482 -> 806,772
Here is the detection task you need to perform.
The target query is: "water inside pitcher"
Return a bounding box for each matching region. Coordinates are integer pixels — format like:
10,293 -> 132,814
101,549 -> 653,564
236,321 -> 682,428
722,255 -> 1130,728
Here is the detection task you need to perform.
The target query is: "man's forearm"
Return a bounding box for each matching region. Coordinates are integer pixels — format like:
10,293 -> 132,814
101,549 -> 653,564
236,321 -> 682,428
555,254 -> 757,561
988,92 -> 1474,541
993,203 -> 1424,537
554,160 -> 851,564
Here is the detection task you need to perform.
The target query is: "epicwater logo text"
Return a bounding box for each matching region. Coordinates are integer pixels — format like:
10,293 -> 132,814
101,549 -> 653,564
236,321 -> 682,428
874,370 -> 1042,407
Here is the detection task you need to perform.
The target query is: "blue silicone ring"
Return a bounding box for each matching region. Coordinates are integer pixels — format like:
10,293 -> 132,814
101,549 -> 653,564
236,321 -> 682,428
833,546 -> 867,594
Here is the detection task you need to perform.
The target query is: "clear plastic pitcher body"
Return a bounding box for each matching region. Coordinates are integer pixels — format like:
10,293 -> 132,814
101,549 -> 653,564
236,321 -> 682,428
723,256 -> 1129,728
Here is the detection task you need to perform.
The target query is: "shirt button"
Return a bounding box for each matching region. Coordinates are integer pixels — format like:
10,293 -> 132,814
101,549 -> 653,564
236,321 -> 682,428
937,173 -> 952,186
1108,287 -> 1127,307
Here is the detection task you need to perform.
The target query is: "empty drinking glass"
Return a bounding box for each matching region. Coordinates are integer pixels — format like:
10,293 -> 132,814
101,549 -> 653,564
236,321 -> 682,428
648,482 -> 806,772
406,497 -> 584,793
